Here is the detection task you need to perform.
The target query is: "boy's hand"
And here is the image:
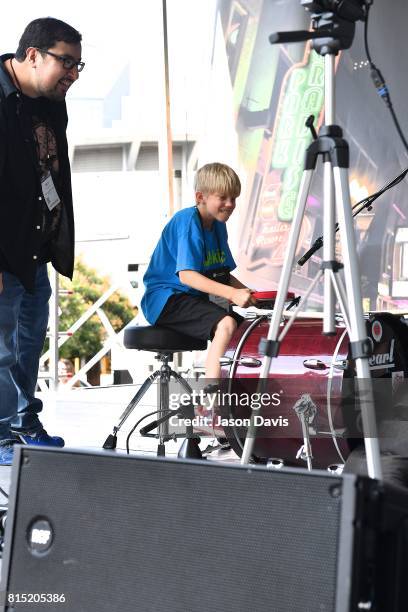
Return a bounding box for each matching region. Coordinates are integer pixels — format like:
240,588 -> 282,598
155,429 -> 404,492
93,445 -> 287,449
231,287 -> 256,308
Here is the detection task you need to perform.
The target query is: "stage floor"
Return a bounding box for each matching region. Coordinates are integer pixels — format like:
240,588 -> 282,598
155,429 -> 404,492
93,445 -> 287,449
0,382 -> 238,496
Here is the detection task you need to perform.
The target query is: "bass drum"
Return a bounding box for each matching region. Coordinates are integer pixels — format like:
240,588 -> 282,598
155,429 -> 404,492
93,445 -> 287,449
219,311 -> 408,469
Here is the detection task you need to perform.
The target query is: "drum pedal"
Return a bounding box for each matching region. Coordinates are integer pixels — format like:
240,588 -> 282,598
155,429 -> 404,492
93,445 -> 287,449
296,444 -> 314,462
266,458 -> 284,469
201,439 -> 231,455
317,428 -> 347,438
327,464 -> 344,475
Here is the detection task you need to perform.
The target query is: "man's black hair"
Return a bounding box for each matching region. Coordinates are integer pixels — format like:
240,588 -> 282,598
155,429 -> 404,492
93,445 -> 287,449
15,17 -> 82,61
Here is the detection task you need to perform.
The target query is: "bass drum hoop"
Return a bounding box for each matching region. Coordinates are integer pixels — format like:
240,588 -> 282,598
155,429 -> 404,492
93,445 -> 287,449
222,314 -> 268,461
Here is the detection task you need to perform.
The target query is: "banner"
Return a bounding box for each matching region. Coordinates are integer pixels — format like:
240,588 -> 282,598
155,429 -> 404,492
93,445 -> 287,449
216,0 -> 408,311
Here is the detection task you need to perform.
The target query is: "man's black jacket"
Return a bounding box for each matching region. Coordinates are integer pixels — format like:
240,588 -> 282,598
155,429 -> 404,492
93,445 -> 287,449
0,53 -> 74,292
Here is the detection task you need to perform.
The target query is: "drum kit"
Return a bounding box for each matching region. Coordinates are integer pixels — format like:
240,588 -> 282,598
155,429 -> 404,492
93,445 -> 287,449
187,0 -> 408,480
208,292 -> 408,471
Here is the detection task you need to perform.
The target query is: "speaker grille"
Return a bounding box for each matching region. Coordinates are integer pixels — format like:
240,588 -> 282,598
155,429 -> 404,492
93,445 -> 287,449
4,449 -> 346,612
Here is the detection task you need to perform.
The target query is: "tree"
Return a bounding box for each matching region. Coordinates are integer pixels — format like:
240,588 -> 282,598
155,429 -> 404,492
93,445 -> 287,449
57,258 -> 135,362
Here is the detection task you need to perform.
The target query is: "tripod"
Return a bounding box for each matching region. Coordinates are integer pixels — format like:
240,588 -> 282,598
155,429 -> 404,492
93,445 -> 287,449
241,13 -> 382,480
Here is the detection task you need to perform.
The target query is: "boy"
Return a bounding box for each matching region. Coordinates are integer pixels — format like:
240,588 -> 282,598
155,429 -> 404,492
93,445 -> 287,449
141,162 -> 256,379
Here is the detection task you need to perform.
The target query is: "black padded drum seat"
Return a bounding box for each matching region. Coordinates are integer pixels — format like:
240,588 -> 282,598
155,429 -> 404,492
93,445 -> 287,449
124,325 -> 207,352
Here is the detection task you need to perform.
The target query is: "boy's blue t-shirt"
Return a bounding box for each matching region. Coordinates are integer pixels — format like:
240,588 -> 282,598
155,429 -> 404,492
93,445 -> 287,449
141,206 -> 236,324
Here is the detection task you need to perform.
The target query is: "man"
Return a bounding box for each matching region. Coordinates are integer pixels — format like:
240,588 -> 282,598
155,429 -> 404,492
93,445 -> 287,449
0,17 -> 83,465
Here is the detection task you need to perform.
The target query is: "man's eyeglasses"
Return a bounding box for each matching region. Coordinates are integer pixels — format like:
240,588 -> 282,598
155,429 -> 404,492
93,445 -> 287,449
37,49 -> 85,72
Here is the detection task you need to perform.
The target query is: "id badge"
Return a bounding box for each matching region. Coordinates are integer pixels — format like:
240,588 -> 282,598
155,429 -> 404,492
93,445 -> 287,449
41,172 -> 61,211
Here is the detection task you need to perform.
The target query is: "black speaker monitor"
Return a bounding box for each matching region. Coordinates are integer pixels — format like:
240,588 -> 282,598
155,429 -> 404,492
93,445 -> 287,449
1,447 -> 408,611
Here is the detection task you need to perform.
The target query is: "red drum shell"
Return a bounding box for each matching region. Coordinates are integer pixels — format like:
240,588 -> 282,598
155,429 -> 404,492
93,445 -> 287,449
214,312 -> 408,469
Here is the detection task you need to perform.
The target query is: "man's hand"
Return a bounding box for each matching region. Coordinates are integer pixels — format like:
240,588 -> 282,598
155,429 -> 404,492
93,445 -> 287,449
0,272 -> 3,295
230,287 -> 256,308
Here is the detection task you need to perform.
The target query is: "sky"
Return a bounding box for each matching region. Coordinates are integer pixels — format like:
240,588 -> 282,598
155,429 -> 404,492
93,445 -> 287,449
1,1 -> 217,98
0,0 -> 232,275
1,1 -> 241,283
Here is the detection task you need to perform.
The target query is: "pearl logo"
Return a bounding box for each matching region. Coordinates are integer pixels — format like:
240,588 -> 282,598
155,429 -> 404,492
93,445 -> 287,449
371,320 -> 383,343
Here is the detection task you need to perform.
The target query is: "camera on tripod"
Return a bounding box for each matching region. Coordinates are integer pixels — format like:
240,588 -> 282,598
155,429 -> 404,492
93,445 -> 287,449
301,0 -> 370,23
269,0 -> 372,53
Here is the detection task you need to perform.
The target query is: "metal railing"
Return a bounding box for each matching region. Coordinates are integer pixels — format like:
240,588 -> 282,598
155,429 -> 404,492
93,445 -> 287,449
38,271 -> 138,391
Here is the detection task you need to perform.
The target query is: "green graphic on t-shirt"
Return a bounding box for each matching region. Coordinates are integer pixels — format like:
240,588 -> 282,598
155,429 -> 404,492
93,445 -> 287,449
204,249 -> 226,268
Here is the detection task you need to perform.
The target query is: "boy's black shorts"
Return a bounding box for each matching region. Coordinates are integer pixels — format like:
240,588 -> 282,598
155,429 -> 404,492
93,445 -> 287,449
155,293 -> 244,341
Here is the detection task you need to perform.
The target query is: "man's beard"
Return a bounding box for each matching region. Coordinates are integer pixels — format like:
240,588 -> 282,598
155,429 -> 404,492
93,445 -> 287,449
38,80 -> 70,102
43,90 -> 66,102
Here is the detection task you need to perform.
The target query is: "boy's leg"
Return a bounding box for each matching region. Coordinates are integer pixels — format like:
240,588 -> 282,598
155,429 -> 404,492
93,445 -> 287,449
156,294 -> 243,378
205,315 -> 238,379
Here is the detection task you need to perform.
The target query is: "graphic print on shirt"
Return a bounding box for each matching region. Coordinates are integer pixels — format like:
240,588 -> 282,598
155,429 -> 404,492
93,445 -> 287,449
33,117 -> 62,235
204,248 -> 227,268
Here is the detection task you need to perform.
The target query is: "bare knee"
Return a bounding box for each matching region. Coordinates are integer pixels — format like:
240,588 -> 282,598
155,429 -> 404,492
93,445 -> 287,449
213,316 -> 237,339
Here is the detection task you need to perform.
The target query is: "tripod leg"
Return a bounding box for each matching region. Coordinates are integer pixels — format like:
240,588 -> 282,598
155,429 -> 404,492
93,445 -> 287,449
333,166 -> 382,480
323,159 -> 336,335
241,169 -> 314,465
329,271 -> 351,331
102,371 -> 160,449
322,56 -> 341,335
263,169 -> 314,346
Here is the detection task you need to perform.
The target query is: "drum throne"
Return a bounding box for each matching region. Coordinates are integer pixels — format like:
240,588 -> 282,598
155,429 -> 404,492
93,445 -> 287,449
102,325 -> 207,457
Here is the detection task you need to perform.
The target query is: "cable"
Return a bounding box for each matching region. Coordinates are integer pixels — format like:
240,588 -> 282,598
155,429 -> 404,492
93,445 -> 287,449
125,410 -> 160,455
363,3 -> 408,153
353,166 -> 408,216
0,486 -> 8,500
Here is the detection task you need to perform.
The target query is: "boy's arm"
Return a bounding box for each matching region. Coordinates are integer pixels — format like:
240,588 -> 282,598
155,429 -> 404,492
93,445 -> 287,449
229,274 -> 252,290
179,270 -> 256,308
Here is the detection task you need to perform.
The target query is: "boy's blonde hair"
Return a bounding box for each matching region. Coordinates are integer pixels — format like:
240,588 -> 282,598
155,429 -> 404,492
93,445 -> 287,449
194,163 -> 241,198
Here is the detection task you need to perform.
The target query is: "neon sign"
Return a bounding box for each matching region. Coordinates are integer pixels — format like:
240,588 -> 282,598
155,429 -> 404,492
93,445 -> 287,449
271,50 -> 324,221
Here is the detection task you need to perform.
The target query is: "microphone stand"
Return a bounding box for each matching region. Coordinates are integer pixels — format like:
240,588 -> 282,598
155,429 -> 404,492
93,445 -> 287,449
299,163 -> 408,266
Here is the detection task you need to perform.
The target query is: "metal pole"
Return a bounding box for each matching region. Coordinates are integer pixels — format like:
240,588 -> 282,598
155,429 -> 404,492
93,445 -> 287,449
48,268 -> 59,391
323,54 -> 336,335
159,0 -> 175,217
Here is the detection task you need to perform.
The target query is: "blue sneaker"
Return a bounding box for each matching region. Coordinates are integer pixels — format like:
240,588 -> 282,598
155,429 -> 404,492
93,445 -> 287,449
0,443 -> 15,466
14,429 -> 65,448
